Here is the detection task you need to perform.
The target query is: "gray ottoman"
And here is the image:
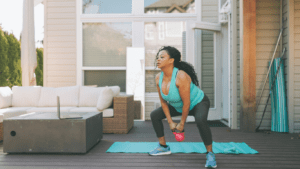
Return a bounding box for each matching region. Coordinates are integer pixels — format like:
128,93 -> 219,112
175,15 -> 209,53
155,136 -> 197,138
3,112 -> 103,153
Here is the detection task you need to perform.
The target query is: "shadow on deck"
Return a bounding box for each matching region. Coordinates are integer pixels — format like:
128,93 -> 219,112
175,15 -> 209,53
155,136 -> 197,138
0,120 -> 299,169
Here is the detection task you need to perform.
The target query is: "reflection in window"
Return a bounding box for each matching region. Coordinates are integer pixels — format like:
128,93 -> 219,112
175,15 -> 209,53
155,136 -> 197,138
144,21 -> 186,93
145,24 -> 154,40
83,22 -> 132,67
84,70 -> 126,92
82,0 -> 132,14
144,0 -> 195,14
158,22 -> 165,40
166,22 -> 183,37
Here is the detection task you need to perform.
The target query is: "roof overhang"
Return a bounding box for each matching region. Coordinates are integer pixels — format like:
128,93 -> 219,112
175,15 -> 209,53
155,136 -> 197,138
191,21 -> 222,32
34,0 -> 43,7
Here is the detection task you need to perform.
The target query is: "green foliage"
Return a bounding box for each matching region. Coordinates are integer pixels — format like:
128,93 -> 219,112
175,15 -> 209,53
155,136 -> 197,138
0,28 -> 10,86
0,26 -> 43,87
5,33 -> 22,87
35,48 -> 43,86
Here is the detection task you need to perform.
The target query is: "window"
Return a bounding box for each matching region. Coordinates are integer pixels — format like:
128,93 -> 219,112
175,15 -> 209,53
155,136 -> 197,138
82,22 -> 132,67
166,22 -> 183,37
79,0 -> 196,92
144,0 -> 195,14
144,21 -> 186,92
82,0 -> 132,14
84,70 -> 126,92
145,24 -> 154,40
158,22 -> 165,40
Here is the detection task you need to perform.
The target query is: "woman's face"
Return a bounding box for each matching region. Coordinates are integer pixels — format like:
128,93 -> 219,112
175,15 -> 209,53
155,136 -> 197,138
156,50 -> 173,69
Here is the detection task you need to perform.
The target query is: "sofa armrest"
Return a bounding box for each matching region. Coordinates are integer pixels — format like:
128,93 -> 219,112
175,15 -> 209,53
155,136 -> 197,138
102,94 -> 134,134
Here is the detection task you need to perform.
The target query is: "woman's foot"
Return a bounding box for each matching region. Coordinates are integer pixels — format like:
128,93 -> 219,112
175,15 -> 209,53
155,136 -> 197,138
205,152 -> 217,168
148,143 -> 171,156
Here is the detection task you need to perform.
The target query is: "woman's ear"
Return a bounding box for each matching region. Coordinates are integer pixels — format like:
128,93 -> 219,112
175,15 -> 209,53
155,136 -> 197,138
169,58 -> 175,64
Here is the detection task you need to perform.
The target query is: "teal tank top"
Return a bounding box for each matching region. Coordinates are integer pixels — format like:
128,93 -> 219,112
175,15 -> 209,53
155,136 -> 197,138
159,67 -> 204,113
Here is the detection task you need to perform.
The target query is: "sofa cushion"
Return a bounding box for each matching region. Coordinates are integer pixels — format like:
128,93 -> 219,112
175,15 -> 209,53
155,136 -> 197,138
12,86 -> 41,107
79,86 -> 106,107
97,87 -> 114,111
69,107 -> 113,117
38,86 -> 79,107
109,86 -> 120,97
26,107 -> 76,113
0,86 -> 13,108
0,107 -> 34,121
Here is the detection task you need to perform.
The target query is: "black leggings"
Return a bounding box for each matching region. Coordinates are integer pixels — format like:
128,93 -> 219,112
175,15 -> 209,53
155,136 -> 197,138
150,94 -> 212,146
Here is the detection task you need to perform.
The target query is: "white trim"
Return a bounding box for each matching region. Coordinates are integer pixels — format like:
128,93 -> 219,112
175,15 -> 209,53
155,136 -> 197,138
133,22 -> 145,47
191,22 -> 222,31
43,0 -> 47,87
231,0 -> 238,130
186,21 -> 195,67
145,66 -> 160,70
80,14 -> 198,22
77,0 -> 82,86
82,67 -> 127,70
195,29 -> 202,87
196,0 -> 201,21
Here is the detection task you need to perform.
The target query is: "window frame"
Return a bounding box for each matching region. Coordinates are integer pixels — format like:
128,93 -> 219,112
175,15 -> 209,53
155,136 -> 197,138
77,0 -> 200,87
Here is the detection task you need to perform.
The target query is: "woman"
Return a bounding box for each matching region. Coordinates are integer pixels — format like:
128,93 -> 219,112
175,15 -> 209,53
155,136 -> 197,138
148,46 -> 217,168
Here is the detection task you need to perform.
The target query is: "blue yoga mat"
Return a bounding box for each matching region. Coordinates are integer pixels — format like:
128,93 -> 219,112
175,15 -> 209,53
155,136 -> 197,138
106,141 -> 259,154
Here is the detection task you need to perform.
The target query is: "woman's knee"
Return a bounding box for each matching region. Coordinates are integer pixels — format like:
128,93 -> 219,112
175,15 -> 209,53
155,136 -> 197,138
150,108 -> 163,120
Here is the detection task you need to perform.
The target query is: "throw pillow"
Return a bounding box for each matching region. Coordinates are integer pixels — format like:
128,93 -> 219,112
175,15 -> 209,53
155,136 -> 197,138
97,87 -> 114,111
0,87 -> 13,108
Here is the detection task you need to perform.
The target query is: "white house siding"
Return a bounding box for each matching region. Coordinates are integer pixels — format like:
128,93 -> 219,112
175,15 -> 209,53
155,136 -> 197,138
294,0 -> 300,132
201,0 -> 219,108
44,0 -> 77,87
255,0 -> 281,130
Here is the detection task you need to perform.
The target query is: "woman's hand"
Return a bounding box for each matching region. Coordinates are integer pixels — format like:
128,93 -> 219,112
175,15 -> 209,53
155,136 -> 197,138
175,122 -> 185,132
169,121 -> 178,132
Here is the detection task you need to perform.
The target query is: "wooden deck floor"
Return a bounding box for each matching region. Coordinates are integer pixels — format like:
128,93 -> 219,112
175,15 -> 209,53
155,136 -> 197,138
0,120 -> 300,169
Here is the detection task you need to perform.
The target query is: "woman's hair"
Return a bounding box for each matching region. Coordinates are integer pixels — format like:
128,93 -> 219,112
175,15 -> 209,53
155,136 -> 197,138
154,46 -> 199,86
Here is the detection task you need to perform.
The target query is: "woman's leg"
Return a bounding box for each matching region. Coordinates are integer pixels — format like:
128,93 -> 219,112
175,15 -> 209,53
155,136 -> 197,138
190,94 -> 213,152
150,104 -> 181,145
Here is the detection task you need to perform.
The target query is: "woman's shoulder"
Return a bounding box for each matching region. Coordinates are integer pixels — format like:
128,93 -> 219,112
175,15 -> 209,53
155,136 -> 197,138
155,72 -> 162,84
175,70 -> 191,85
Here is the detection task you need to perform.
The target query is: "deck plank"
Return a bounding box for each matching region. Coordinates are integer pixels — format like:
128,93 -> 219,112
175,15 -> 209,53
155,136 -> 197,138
0,121 -> 299,169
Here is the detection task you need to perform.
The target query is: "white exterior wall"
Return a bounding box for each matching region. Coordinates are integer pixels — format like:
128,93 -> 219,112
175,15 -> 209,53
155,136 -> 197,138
294,0 -> 300,132
44,0 -> 77,87
255,0 -> 281,130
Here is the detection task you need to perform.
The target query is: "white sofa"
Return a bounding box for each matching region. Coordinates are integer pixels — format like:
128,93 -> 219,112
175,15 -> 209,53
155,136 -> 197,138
0,85 -> 135,139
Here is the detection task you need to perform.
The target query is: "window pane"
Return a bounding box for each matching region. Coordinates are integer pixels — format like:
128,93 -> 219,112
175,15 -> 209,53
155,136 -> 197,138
144,21 -> 186,93
84,70 -> 126,92
83,22 -> 132,67
144,0 -> 195,14
83,0 -> 132,14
